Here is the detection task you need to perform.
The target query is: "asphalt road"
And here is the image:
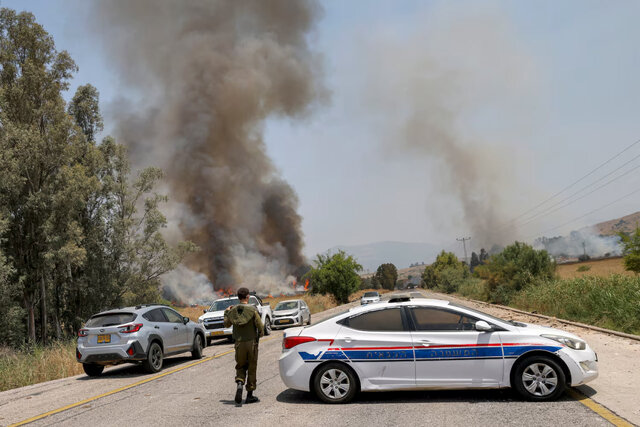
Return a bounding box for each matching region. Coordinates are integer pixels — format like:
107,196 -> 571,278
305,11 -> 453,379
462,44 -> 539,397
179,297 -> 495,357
0,295 -> 628,427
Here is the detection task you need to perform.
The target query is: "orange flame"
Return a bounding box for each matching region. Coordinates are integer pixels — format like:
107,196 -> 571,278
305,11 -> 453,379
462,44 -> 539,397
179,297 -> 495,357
304,279 -> 309,291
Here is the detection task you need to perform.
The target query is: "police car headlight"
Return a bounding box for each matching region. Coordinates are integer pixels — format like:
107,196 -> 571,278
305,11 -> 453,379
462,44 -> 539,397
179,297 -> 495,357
541,334 -> 586,350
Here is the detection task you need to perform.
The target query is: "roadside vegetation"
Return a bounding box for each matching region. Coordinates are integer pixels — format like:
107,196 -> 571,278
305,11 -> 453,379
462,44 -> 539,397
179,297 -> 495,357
420,241 -> 640,335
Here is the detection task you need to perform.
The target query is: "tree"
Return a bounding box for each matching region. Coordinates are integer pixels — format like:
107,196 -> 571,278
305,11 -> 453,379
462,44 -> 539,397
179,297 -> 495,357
619,227 -> 640,274
374,263 -> 398,290
474,241 -> 555,304
421,251 -> 469,293
305,251 -> 362,304
0,8 -> 196,345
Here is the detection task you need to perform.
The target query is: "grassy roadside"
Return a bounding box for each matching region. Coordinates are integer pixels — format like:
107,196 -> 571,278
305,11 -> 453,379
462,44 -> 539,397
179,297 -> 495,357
456,274 -> 640,336
0,289 -> 389,392
0,341 -> 83,392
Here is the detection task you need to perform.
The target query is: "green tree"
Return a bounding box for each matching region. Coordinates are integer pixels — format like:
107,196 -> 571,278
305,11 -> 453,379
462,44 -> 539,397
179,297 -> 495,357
619,227 -> 640,274
421,251 -> 469,293
474,241 -> 555,304
306,251 -> 362,304
374,263 -> 398,290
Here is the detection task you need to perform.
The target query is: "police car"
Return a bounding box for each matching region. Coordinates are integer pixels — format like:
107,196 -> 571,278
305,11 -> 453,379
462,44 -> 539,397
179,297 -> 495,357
278,296 -> 598,403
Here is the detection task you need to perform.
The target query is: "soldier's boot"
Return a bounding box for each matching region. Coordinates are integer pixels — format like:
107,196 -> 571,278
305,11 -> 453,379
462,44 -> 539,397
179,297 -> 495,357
235,381 -> 244,405
245,391 -> 260,404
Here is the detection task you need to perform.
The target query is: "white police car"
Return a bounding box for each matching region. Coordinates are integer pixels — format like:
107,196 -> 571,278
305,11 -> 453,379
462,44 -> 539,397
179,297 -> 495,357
278,296 -> 598,403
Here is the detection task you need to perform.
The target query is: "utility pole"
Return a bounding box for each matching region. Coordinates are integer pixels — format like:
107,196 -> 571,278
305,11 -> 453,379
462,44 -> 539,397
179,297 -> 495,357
457,237 -> 471,264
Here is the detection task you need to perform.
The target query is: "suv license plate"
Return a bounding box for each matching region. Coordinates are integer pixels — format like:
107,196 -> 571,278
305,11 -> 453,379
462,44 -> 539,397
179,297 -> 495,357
212,331 -> 224,336
97,334 -> 111,344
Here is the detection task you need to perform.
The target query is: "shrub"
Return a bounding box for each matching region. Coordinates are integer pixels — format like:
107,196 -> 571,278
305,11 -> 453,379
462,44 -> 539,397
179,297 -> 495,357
305,250 -> 362,304
421,251 -> 469,293
576,265 -> 591,272
512,275 -> 640,335
474,241 -> 555,304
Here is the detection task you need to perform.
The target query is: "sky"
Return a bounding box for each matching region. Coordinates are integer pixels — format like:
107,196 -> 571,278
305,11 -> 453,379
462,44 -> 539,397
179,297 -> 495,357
4,0 -> 640,259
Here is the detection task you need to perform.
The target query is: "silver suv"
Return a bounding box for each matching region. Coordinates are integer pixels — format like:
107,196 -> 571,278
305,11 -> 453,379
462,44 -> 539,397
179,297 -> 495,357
76,304 -> 206,376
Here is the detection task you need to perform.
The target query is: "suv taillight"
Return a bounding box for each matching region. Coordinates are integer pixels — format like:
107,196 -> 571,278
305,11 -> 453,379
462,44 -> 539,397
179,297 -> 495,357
283,336 -> 316,349
78,329 -> 88,337
119,323 -> 143,334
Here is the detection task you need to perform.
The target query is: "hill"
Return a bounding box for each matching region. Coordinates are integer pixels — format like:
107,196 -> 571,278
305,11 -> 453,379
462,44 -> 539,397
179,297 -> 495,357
593,211 -> 640,235
329,241 -> 439,272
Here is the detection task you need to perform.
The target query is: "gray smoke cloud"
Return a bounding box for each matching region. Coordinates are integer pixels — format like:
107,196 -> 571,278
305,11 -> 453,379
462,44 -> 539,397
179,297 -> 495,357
356,5 -> 540,249
92,1 -> 324,294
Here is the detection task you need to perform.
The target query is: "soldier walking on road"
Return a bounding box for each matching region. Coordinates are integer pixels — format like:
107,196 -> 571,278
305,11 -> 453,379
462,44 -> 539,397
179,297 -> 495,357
224,287 -> 264,406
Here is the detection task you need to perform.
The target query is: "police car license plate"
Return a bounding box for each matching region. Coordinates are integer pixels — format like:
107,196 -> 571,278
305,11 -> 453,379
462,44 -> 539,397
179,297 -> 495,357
97,334 -> 111,344
211,331 -> 224,336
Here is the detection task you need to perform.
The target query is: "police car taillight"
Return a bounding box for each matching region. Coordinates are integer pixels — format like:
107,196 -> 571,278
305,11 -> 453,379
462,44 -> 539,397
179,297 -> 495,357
283,336 -> 316,349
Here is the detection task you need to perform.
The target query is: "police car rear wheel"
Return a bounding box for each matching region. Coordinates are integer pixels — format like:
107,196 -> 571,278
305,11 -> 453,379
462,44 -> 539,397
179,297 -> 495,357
513,355 -> 566,401
313,363 -> 357,404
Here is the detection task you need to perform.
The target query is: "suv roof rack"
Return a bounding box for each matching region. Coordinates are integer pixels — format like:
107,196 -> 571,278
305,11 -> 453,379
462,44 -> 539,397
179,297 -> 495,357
134,303 -> 170,310
388,294 -> 412,303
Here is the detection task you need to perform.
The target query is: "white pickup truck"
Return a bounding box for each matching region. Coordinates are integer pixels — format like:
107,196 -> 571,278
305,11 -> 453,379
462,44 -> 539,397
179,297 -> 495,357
198,294 -> 272,345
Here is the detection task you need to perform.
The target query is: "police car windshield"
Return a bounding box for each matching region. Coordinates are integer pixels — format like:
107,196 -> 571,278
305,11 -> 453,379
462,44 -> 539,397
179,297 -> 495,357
275,301 -> 299,311
210,298 -> 239,311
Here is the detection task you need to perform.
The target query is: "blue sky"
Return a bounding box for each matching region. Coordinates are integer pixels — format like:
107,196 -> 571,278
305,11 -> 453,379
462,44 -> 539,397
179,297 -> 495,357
4,0 -> 640,258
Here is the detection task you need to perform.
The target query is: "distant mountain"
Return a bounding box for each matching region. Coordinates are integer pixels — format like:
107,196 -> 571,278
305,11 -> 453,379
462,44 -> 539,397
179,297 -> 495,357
328,241 -> 440,272
593,211 -> 640,235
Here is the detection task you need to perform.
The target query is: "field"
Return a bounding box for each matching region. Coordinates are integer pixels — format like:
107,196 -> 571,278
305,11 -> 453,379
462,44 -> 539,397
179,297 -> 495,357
556,257 -> 631,279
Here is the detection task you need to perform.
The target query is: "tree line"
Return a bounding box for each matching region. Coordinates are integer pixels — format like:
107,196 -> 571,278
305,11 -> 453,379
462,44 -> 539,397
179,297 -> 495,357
0,9 -> 194,347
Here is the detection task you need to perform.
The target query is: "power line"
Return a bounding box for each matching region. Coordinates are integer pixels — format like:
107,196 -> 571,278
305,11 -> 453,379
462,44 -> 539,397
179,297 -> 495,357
517,157 -> 640,228
525,185 -> 640,240
505,137 -> 640,226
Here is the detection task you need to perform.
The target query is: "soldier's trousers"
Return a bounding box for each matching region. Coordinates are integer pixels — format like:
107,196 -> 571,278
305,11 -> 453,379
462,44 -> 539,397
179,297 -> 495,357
234,340 -> 259,391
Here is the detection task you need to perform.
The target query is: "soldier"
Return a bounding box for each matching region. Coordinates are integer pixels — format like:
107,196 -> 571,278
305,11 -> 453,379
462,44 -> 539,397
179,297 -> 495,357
224,287 -> 264,406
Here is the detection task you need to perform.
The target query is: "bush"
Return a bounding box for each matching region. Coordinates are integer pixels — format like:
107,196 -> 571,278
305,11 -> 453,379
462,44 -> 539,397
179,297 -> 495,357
374,263 -> 398,290
474,241 -> 555,304
421,251 -> 469,293
457,277 -> 488,301
576,265 -> 591,272
512,275 -> 640,335
306,250 -> 362,304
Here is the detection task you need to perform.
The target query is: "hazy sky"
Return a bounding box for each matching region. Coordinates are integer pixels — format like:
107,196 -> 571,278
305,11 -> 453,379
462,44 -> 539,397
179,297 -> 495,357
5,0 -> 640,258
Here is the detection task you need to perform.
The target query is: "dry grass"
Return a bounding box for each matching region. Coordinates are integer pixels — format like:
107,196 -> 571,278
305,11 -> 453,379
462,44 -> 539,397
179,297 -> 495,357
262,293 -> 337,314
556,257 -> 632,279
178,305 -> 208,322
0,341 -> 83,392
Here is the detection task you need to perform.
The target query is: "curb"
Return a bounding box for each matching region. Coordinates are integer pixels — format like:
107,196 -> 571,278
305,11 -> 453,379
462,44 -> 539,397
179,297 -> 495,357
457,295 -> 640,342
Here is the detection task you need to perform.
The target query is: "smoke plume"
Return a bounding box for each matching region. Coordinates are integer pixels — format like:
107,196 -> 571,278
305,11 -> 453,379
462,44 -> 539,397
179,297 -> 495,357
93,1 -> 324,294
356,5 -> 540,249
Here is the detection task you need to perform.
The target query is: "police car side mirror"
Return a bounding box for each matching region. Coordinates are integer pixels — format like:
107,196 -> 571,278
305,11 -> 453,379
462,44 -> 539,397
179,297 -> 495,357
183,316 -> 190,324
475,320 -> 492,332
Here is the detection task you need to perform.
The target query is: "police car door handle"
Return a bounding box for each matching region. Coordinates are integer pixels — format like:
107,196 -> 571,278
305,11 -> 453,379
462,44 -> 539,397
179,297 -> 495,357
154,325 -> 160,329
173,326 -> 179,330
344,337 -> 354,343
419,340 -> 432,347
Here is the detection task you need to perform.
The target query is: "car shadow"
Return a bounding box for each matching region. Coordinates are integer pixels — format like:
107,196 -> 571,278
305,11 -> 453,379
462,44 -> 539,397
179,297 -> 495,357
76,355 -> 194,381
276,388 -> 578,405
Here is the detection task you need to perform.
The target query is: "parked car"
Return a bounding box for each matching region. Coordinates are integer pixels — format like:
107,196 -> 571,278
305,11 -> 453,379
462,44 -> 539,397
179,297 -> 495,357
279,296 -> 598,403
360,291 -> 381,305
272,299 -> 311,329
76,304 -> 206,376
199,294 -> 272,345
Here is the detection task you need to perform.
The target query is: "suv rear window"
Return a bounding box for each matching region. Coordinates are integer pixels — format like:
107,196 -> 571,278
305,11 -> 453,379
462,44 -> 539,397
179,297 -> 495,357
85,313 -> 137,327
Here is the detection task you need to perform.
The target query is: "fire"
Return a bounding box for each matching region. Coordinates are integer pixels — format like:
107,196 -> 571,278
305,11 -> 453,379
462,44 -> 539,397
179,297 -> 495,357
215,287 -> 235,298
292,279 -> 296,289
268,294 -> 273,298
304,279 -> 309,291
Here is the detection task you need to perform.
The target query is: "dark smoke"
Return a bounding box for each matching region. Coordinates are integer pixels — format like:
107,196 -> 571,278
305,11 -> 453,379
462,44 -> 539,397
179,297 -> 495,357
93,1 -> 324,292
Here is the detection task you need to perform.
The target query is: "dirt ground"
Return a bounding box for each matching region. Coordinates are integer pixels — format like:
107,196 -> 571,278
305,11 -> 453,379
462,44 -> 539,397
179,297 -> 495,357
556,257 -> 632,279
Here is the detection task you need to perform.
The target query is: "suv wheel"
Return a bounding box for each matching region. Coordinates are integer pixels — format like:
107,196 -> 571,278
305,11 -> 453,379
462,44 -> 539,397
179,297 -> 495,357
307,315 -> 312,325
191,334 -> 203,359
513,355 -> 566,401
313,362 -> 358,404
264,318 -> 272,336
143,342 -> 163,373
82,363 -> 104,377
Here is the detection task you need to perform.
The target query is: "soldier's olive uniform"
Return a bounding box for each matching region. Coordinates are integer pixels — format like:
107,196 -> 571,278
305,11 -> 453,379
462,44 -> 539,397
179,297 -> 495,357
224,304 -> 264,391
